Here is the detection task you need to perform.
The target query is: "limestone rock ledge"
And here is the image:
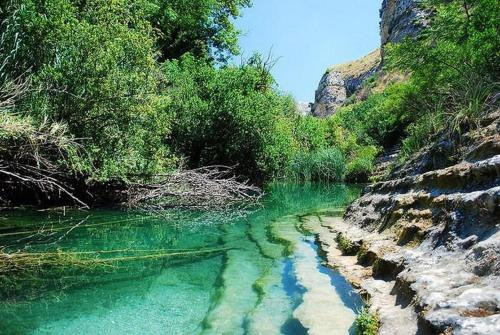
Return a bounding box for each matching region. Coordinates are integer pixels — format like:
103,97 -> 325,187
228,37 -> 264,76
315,111 -> 500,334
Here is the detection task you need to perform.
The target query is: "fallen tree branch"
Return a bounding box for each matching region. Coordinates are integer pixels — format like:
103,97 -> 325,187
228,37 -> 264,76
126,166 -> 263,210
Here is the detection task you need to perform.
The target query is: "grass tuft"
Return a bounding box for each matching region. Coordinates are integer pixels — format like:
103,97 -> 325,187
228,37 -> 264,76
335,233 -> 358,255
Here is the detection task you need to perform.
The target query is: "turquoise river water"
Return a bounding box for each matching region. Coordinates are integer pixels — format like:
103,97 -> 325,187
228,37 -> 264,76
0,183 -> 364,335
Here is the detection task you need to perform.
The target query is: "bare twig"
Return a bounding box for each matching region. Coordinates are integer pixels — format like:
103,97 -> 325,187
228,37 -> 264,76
126,165 -> 262,210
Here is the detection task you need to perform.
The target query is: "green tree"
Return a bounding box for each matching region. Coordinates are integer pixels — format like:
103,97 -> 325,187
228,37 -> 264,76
164,54 -> 297,181
0,0 -> 175,179
151,0 -> 251,62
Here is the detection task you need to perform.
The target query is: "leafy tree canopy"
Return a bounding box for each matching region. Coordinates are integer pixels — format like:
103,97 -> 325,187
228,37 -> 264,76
150,0 -> 251,62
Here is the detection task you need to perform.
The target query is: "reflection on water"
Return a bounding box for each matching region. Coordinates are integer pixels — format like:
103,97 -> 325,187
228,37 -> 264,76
0,183 -> 362,335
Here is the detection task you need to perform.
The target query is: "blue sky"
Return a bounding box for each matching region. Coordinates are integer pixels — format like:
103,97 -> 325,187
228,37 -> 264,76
233,0 -> 381,102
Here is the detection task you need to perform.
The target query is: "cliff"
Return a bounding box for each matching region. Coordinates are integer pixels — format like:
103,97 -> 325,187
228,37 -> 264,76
312,0 -> 429,118
380,0 -> 429,47
312,49 -> 381,117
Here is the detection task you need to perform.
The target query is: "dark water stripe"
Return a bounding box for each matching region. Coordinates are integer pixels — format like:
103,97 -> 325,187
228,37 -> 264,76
307,238 -> 364,313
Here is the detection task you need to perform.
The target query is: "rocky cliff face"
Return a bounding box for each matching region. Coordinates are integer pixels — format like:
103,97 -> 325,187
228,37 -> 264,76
312,0 -> 429,118
380,0 -> 429,47
317,111 -> 500,334
312,49 -> 380,117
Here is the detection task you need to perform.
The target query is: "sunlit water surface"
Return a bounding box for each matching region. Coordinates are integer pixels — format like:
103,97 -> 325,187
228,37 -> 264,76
0,183 -> 363,335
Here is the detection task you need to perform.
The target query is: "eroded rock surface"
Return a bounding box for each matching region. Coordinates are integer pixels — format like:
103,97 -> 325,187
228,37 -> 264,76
312,50 -> 380,117
314,111 -> 500,334
380,0 -> 429,47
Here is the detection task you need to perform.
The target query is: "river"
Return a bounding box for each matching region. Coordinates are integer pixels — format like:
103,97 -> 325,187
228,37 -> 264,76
0,183 -> 364,335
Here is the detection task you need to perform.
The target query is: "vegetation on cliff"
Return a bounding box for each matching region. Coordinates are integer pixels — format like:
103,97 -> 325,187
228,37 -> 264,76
387,0 -> 499,159
286,0 -> 499,185
300,0 -> 499,182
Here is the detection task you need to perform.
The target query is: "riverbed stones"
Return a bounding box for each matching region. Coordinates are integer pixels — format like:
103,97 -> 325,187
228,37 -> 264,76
271,216 -> 358,335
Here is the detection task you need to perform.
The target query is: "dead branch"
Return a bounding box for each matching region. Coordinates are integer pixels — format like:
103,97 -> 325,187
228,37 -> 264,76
0,111 -> 88,208
126,166 -> 262,210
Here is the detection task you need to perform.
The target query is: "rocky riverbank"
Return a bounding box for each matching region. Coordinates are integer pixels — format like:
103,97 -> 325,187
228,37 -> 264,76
310,110 -> 500,334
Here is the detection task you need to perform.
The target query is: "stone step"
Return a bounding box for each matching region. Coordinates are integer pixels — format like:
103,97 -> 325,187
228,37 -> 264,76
345,183 -> 500,241
271,216 -> 358,335
313,216 -> 420,335
246,262 -> 293,335
201,223 -> 262,335
369,155 -> 500,195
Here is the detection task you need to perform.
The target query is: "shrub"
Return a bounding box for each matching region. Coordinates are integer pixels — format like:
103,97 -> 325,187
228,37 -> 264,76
0,112 -> 86,205
310,148 -> 346,182
355,307 -> 379,335
288,148 -> 346,182
346,145 -> 379,182
400,112 -> 444,160
335,233 -> 358,255
293,116 -> 329,151
165,54 -> 298,181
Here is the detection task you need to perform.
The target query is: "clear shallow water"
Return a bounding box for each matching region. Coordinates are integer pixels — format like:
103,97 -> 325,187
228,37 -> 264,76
0,183 -> 363,335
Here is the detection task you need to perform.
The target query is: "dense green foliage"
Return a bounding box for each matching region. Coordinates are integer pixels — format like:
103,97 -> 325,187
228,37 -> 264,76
307,0 -> 500,176
0,0 -> 381,185
1,0 -> 174,180
387,0 -> 499,158
1,0 -> 498,196
151,0 -> 251,62
0,0 -> 301,183
288,148 -> 346,182
164,54 -> 298,180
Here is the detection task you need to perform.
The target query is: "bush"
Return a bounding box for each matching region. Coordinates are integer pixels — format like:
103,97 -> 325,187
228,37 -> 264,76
293,115 -> 329,151
331,81 -> 414,148
400,112 -> 444,160
288,148 -> 346,182
355,307 -> 379,335
0,1 -> 300,184
165,54 -> 298,181
335,233 -> 358,255
0,112 -> 87,205
346,145 -> 379,181
310,148 -> 346,182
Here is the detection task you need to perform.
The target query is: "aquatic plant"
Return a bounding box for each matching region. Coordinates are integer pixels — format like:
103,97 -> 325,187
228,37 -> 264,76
0,246 -> 230,300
